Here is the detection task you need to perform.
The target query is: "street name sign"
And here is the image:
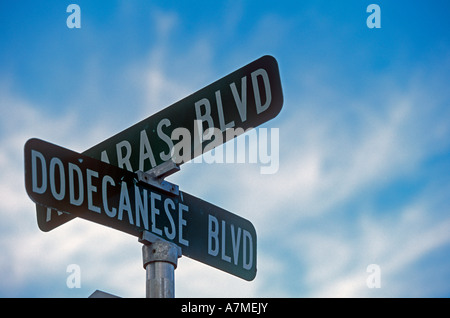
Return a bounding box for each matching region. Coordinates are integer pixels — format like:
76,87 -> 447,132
25,138 -> 257,281
83,54 -> 283,171
35,55 -> 283,232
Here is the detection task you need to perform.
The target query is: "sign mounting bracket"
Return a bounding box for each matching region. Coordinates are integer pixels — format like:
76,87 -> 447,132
136,160 -> 180,196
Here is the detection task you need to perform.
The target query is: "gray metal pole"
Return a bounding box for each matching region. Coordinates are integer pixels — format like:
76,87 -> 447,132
136,163 -> 182,298
141,232 -> 182,298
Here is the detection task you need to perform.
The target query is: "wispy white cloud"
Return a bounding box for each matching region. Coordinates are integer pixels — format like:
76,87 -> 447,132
298,200 -> 450,298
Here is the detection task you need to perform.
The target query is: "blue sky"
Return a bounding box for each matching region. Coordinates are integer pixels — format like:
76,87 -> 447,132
1,0 -> 450,297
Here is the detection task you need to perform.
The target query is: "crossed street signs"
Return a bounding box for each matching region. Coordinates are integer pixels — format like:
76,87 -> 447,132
28,55 -> 283,280
36,55 -> 283,233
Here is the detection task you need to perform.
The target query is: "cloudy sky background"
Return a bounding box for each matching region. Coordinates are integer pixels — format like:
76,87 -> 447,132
1,0 -> 450,297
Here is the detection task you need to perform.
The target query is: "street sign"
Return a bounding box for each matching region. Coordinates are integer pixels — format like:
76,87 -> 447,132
83,54 -> 283,171
25,138 -> 257,281
35,54 -> 283,232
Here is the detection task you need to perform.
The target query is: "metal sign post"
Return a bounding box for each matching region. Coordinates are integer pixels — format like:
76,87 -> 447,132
140,231 -> 182,298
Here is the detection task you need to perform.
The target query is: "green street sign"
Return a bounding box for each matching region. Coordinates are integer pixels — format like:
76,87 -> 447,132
35,55 -> 283,232
83,54 -> 283,171
25,138 -> 257,281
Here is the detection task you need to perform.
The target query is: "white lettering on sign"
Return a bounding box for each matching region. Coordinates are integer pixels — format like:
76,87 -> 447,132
118,181 -> 133,224
194,68 -> 271,139
207,214 -> 254,270
86,169 -> 101,213
29,150 -> 190,246
46,207 -> 63,222
178,203 -> 189,247
102,175 -> 116,217
49,157 -> 65,200
252,68 -> 272,114
163,198 -> 176,240
156,118 -> 173,161
150,191 -> 162,235
31,150 -> 47,194
68,162 -> 83,206
230,76 -> 247,122
97,66 -> 274,173
135,187 -> 148,229
139,129 -> 156,171
116,140 -> 132,171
